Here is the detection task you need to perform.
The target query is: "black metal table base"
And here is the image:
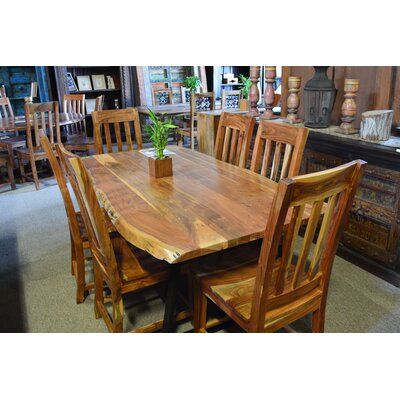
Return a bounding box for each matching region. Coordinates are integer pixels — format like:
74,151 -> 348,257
162,265 -> 181,333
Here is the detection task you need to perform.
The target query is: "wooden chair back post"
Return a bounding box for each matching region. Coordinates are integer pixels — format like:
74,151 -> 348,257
63,93 -> 86,134
250,160 -> 367,331
25,101 -> 61,151
0,97 -> 14,119
92,108 -> 143,154
152,88 -> 173,106
39,131 -> 81,246
214,112 -> 255,168
68,155 -> 120,287
221,89 -> 243,110
250,121 -> 309,181
95,95 -> 105,111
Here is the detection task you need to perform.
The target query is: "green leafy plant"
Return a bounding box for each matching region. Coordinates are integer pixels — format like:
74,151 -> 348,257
239,74 -> 252,99
184,75 -> 202,92
145,109 -> 177,160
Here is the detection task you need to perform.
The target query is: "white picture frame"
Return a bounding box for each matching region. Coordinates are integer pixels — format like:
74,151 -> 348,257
66,72 -> 78,92
77,75 -> 92,91
92,74 -> 107,90
85,99 -> 96,115
106,75 -> 115,89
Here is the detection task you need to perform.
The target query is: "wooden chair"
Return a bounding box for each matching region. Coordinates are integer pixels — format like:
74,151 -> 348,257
63,93 -> 95,153
39,130 -> 90,303
92,108 -> 143,154
214,112 -> 255,168
192,159 -> 367,333
95,94 -> 104,112
0,141 -> 16,190
221,89 -> 242,110
180,86 -> 191,104
16,101 -> 61,190
176,92 -> 215,150
0,97 -> 14,119
69,155 -> 171,332
250,121 -> 309,181
152,88 -> 173,106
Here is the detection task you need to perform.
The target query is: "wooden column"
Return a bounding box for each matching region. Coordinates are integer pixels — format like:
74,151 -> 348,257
249,66 -> 261,116
262,66 -> 278,119
286,76 -> 302,123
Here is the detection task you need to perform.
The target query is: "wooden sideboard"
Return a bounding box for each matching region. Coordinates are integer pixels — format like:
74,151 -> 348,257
197,112 -> 400,286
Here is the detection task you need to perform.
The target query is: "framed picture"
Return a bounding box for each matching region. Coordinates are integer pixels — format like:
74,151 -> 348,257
106,75 -> 115,89
66,72 -> 78,92
77,75 -> 92,91
92,74 -> 106,90
85,99 -> 96,115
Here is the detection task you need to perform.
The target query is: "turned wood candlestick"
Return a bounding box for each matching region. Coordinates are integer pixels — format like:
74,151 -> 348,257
337,78 -> 360,134
249,66 -> 261,116
286,76 -> 302,124
261,66 -> 278,119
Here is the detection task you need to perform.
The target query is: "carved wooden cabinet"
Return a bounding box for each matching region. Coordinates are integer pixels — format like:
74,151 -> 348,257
302,130 -> 400,286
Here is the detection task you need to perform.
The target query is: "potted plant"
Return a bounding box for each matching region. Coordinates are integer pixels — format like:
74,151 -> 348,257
145,109 -> 177,178
239,74 -> 251,111
184,75 -> 202,93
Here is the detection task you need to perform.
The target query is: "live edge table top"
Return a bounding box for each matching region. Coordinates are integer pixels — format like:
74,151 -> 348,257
81,147 -> 285,264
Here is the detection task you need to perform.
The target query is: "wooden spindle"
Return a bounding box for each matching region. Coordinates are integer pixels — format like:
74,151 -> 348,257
249,66 -> 261,116
336,78 -> 360,134
286,76 -> 302,124
262,66 -> 278,119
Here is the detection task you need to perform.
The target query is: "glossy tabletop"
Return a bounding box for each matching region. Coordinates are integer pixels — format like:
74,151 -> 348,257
136,104 -> 190,116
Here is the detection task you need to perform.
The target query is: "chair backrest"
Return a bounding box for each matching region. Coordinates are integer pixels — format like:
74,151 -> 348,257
221,89 -> 242,110
0,97 -> 14,119
63,93 -> 85,115
39,130 -> 81,246
152,88 -> 173,106
214,112 -> 255,168
92,108 -> 143,154
190,92 -> 215,132
66,154 -> 119,281
250,121 -> 308,181
249,160 -> 366,331
95,95 -> 105,111
25,101 -> 61,151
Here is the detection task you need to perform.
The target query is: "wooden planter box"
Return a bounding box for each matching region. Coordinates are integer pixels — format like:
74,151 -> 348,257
148,157 -> 173,178
239,99 -> 249,111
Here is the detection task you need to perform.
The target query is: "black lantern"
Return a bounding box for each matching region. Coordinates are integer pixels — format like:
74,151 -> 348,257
303,66 -> 336,128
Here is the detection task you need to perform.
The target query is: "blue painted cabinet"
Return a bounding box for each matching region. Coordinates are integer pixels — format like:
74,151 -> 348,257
0,66 -> 50,115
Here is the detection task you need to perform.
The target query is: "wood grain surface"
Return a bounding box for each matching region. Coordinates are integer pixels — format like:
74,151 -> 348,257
79,147 -> 311,264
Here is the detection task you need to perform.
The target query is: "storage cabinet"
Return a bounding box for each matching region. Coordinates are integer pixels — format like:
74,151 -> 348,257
302,130 -> 400,286
0,66 -> 51,115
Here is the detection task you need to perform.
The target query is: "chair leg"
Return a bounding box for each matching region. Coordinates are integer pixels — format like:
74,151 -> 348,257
18,155 -> 26,183
6,159 -> 16,190
193,281 -> 207,333
94,265 -> 104,319
112,289 -> 124,333
30,157 -> 40,190
190,133 -> 195,150
75,245 -> 86,304
311,307 -> 326,333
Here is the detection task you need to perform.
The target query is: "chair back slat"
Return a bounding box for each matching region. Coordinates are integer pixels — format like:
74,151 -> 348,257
250,160 -> 367,331
250,121 -> 308,181
95,95 -> 104,111
0,97 -> 14,118
92,108 -> 142,154
63,94 -> 86,135
39,131 -> 81,244
214,112 -> 255,168
25,101 -> 60,150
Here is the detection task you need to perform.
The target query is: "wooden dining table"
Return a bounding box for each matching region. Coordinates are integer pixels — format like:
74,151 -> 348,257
79,147 -> 312,332
136,104 -> 190,116
0,112 -> 86,132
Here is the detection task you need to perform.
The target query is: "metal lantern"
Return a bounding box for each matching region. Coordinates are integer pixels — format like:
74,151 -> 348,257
303,66 -> 336,128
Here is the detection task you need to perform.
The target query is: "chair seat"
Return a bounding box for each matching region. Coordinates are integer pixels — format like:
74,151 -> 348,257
16,147 -> 46,157
65,134 -> 94,147
193,246 -> 322,330
111,236 -> 169,284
